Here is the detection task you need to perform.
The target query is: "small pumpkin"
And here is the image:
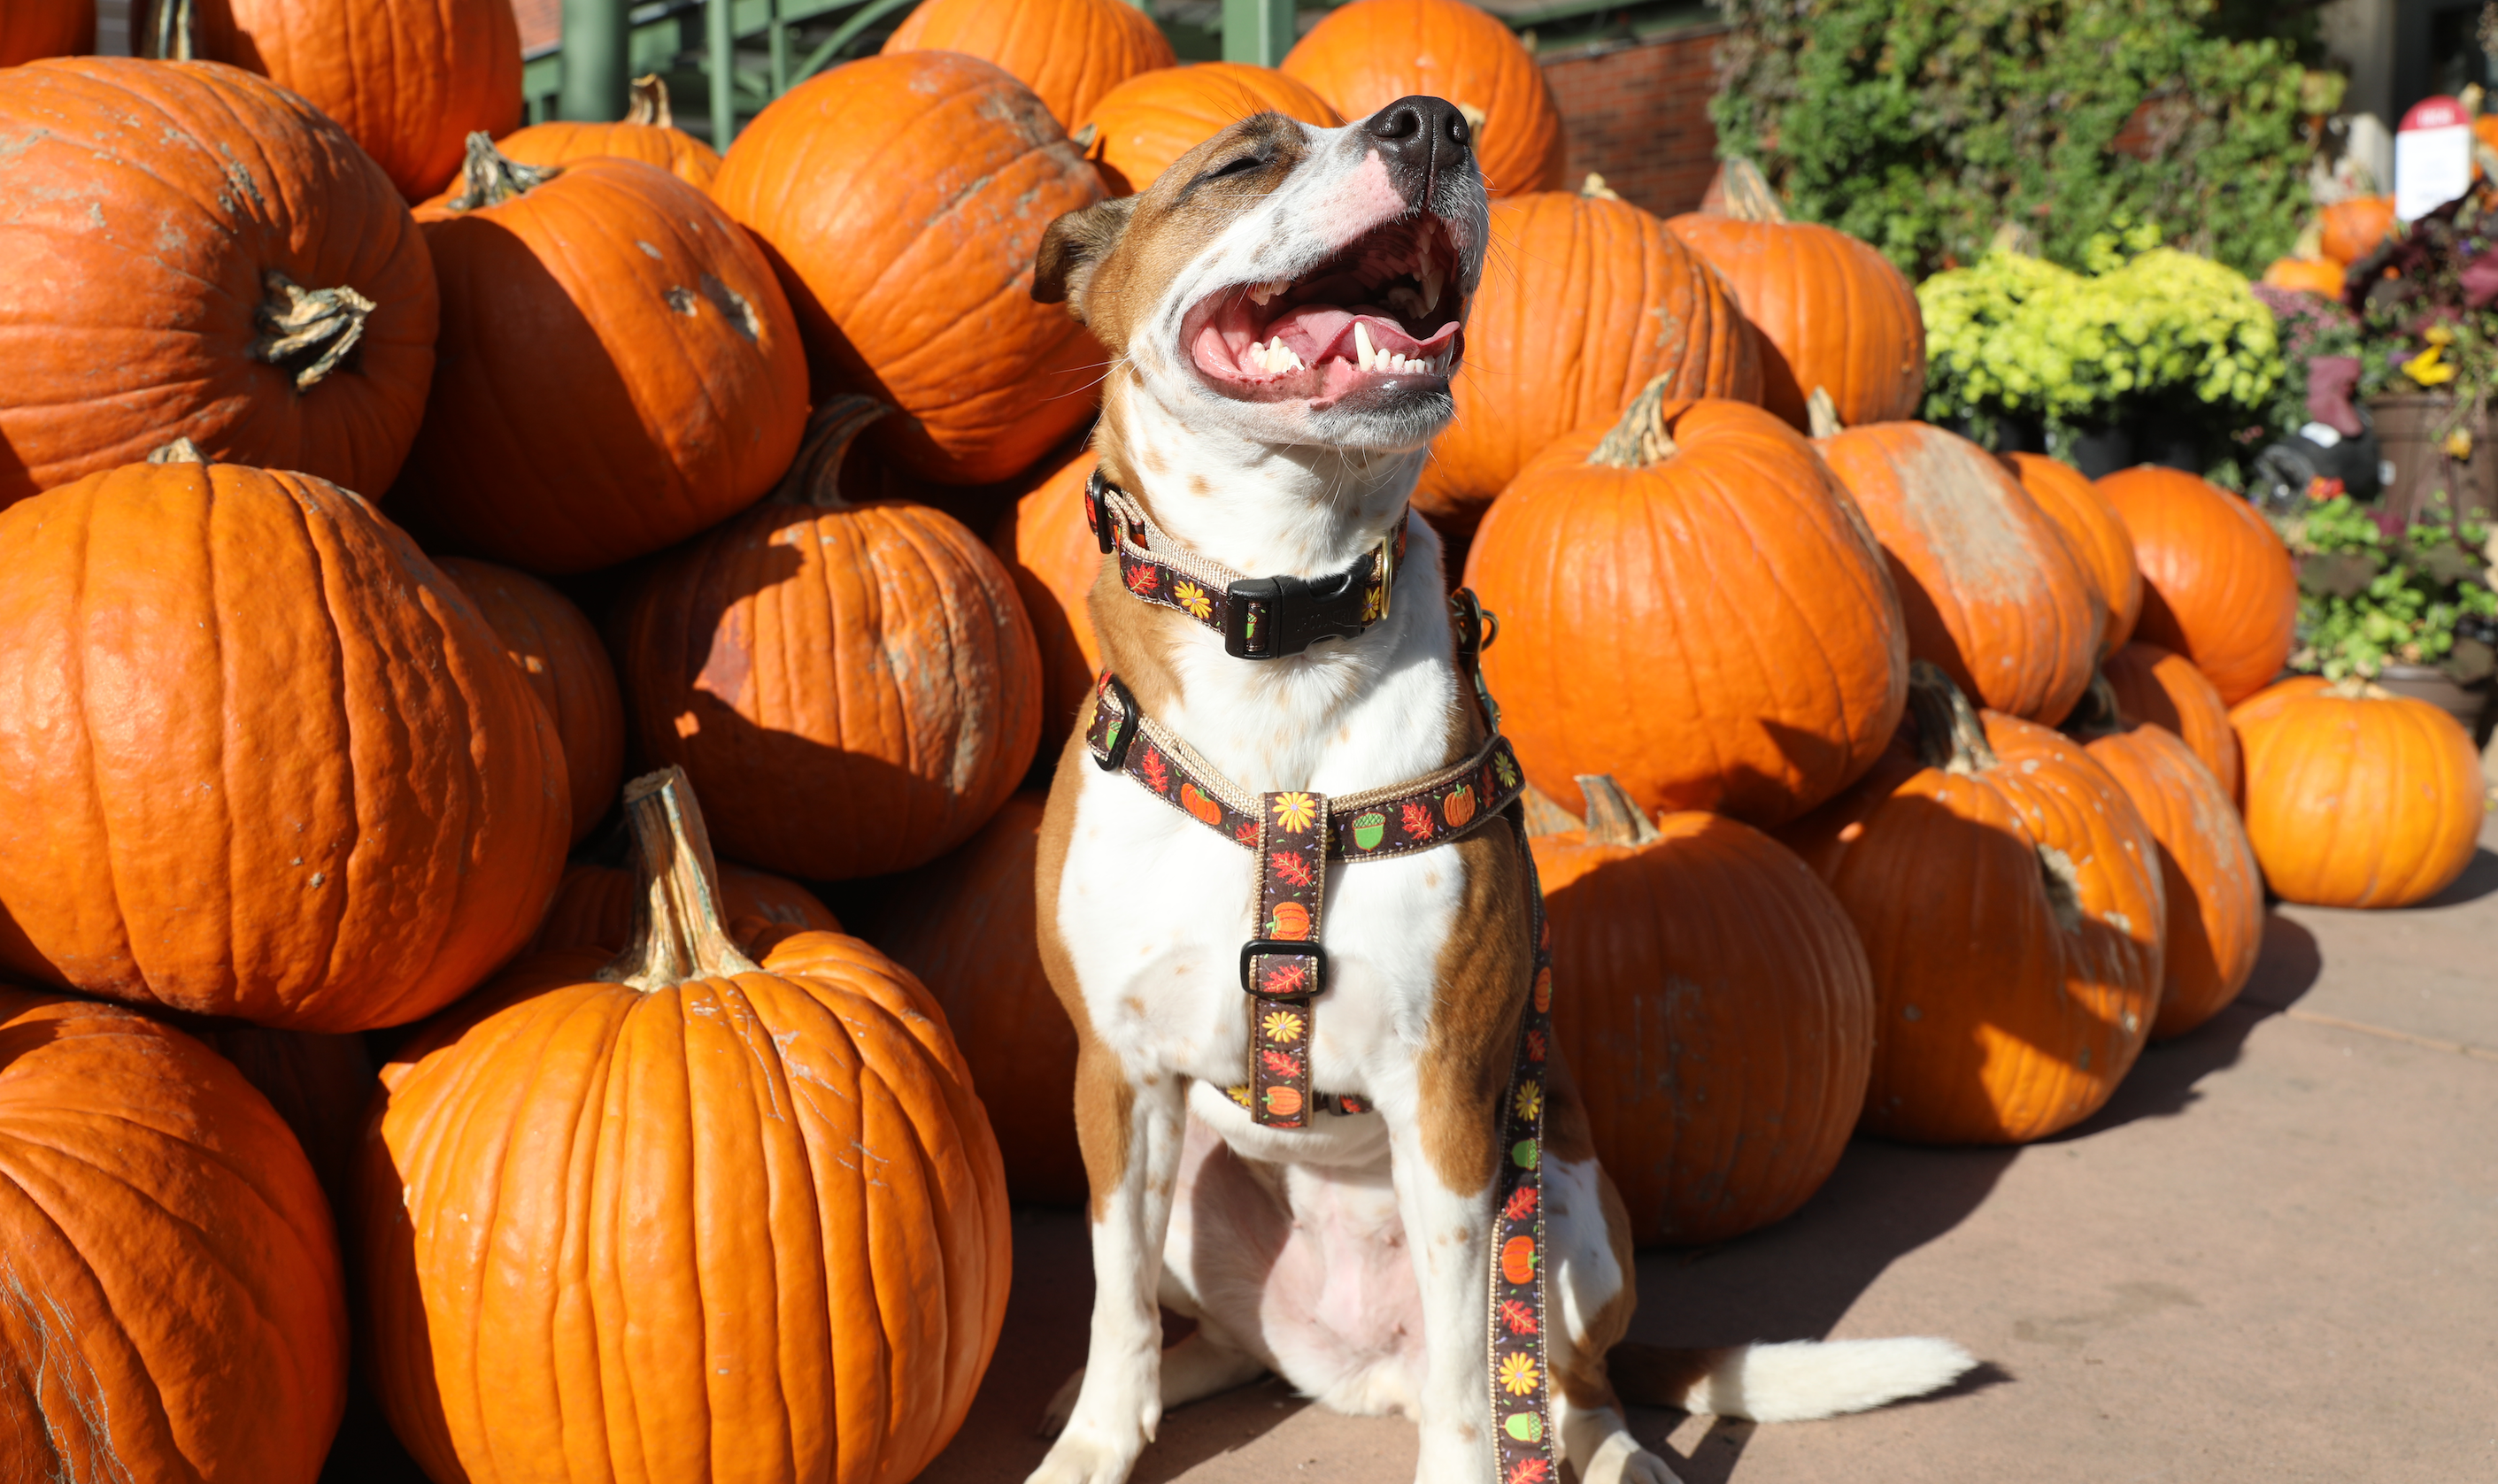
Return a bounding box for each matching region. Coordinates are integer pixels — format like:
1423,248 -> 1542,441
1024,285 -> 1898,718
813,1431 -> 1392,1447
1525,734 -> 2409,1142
358,768 -> 1011,1484
489,73 -> 722,192
1281,0 -> 1565,198
882,0 -> 1176,130
1534,776 -> 1873,1245
989,450 -> 1105,736
398,136 -> 809,574
530,856 -> 842,958
435,557 -> 626,843
2004,450 -> 2142,658
1078,63 -> 1344,196
2103,640 -> 2239,799
2095,466 -> 2297,707
2261,256 -> 2348,297
1818,421 -> 2101,723
613,399 -> 1045,880
2232,677 -> 2486,908
2319,196 -> 2397,265
0,0 -> 92,64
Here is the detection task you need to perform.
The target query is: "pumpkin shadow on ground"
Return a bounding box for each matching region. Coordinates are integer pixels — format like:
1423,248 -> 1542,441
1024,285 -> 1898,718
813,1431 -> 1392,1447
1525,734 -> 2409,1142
2417,846 -> 2498,908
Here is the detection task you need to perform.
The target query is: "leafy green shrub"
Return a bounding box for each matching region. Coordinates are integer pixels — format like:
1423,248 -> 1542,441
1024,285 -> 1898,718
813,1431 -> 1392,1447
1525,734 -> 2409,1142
2289,495 -> 2498,682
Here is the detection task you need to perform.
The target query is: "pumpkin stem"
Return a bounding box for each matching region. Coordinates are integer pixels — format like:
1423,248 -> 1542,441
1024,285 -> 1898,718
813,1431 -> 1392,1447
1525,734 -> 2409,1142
1806,386 -> 1842,439
1579,172 -> 1623,201
443,131 -> 562,212
254,271 -> 374,392
2325,675 -> 2389,700
145,0 -> 196,59
1519,784 -> 1582,838
1710,157 -> 1788,225
147,436 -> 207,464
1070,121 -> 1101,153
1906,659 -> 1999,775
1575,775 -> 1661,847
1587,374 -> 1682,468
773,396 -> 892,509
598,766 -> 760,990
625,74 -> 674,127
2061,674 -> 2125,739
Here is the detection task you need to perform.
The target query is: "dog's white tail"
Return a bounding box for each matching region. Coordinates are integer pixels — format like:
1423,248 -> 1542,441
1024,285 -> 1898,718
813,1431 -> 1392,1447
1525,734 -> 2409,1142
1608,1337 -> 1976,1424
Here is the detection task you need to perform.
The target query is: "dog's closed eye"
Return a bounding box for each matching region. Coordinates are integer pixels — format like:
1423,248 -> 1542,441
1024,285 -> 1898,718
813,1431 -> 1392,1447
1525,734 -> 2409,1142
1195,154 -> 1267,185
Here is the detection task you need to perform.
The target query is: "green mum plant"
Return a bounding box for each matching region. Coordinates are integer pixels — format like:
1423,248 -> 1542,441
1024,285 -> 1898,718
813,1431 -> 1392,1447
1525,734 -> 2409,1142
2287,494 -> 2498,682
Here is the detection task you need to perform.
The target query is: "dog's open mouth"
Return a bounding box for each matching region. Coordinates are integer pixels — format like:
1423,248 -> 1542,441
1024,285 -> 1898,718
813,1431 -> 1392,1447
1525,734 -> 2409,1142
1186,214 -> 1464,403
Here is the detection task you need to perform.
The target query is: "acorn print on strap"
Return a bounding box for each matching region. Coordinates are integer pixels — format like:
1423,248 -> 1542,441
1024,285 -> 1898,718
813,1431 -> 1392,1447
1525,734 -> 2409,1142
1353,811 -> 1386,850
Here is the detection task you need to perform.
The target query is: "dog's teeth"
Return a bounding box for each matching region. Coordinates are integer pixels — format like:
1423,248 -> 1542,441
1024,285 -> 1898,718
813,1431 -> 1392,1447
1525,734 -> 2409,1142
1420,260 -> 1442,316
1247,279 -> 1291,305
1354,322 -> 1377,371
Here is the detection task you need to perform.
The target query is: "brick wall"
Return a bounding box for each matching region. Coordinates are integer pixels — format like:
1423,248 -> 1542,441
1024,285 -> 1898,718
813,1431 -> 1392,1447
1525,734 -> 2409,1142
1541,25 -> 1726,220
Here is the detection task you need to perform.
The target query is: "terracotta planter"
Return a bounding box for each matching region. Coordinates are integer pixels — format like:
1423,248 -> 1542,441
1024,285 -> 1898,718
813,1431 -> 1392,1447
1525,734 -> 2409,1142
2370,394 -> 2497,525
2373,663 -> 2494,743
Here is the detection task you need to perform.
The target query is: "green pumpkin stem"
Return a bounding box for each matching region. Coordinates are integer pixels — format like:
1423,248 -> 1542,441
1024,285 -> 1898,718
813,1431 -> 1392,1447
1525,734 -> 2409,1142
1907,659 -> 1999,775
1574,774 -> 1661,847
1588,374 -> 1682,468
254,271 -> 374,392
773,396 -> 892,509
444,132 -> 562,212
146,0 -> 196,59
598,766 -> 759,990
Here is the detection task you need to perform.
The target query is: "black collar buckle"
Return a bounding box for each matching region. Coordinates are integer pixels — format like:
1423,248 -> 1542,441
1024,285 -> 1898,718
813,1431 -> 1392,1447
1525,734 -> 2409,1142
1224,569 -> 1370,660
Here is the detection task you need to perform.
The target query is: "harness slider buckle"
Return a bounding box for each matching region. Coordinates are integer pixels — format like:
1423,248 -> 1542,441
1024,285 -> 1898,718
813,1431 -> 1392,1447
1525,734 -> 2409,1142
1240,939 -> 1326,996
1092,675 -> 1140,772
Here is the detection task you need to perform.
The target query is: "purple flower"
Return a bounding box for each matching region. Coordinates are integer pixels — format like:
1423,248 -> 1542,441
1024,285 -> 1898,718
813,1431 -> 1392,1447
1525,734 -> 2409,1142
2463,251 -> 2498,309
2306,355 -> 2363,436
2371,505 -> 2409,542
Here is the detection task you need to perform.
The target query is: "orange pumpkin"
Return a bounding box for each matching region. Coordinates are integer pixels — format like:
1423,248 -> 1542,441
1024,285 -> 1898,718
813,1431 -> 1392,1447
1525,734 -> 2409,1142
613,399 -> 1044,880
2319,196 -> 2397,265
883,0 -> 1176,129
192,1025 -> 374,1203
2260,256 -> 2348,297
990,450 -> 1105,735
436,557 -> 625,843
530,857 -> 842,957
2104,640 -> 2239,799
1282,0 -> 1564,198
1416,189 -> 1763,533
1535,777 -> 1873,1244
1817,421 -> 2101,723
359,768 -> 1010,1484
0,458 -> 568,1031
1666,158 -> 1924,432
2232,677 -> 2486,908
1779,663 -> 2165,1144
0,58 -> 436,508
154,0 -> 521,201
0,0 -> 92,64
399,138 -> 808,574
2004,450 -> 2141,657
1078,62 -> 1345,196
875,792 -> 1086,1206
2096,466 -> 2297,707
714,51 -> 1106,485
490,74 -> 722,192
2063,682 -> 2263,1040
0,990 -> 349,1483
1467,391 -> 1906,827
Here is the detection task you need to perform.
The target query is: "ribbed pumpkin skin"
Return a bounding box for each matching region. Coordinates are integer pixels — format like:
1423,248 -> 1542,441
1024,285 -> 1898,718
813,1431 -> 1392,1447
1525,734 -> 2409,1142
2096,466 -> 2297,707
876,794 -> 1086,1206
1666,212 -> 1924,430
2232,681 -> 2486,908
1534,813 -> 1873,1245
493,118 -> 721,192
714,53 -> 1107,485
0,0 -> 91,63
1079,63 -> 1344,196
1416,193 -> 1763,530
1819,422 -> 2101,723
2320,196 -> 2396,265
1281,0 -> 1564,198
436,557 -> 625,843
0,58 -> 436,507
0,989 -> 347,1483
530,857 -> 842,957
0,463 -> 569,1031
2075,721 -> 2262,1038
616,499 -> 1045,880
1781,705 -> 2166,1144
1467,401 -> 1906,826
885,0 -> 1175,129
2006,451 -> 2140,657
168,0 -> 521,200
403,157 -> 808,574
192,1025 -> 374,1203
990,451 -> 1104,736
2105,640 -> 2239,799
359,930 -> 1011,1484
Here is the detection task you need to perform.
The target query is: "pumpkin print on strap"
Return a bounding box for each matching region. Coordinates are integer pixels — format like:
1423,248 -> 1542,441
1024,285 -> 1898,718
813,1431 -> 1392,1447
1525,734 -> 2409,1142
1488,880 -> 1560,1481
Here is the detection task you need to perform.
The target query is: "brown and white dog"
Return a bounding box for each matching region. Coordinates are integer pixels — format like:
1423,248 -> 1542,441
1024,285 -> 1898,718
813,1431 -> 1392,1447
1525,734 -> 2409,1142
1024,97 -> 1971,1484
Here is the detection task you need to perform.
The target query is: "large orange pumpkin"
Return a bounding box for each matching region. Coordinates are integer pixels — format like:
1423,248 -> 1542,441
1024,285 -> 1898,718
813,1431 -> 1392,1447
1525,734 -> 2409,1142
0,1 -> 91,64
2104,640 -> 2239,799
152,0 -> 521,202
490,74 -> 722,192
1818,421 -> 2101,723
436,557 -> 625,843
2005,450 -> 2141,657
1078,63 -> 1345,196
0,458 -> 569,1031
714,51 -> 1106,486
1779,663 -> 2165,1143
1534,777 -> 1873,1245
530,856 -> 842,957
1281,0 -> 1564,198
2095,465 -> 2297,707
1466,391 -> 1905,827
0,989 -> 347,1483
1666,158 -> 1924,432
2319,196 -> 2397,265
614,399 -> 1045,880
876,792 -> 1086,1206
2232,677 -> 2486,908
192,1025 -> 374,1203
2064,681 -> 2263,1040
883,0 -> 1175,129
359,768 -> 1010,1484
398,138 -> 808,574
990,450 -> 1104,735
1416,189 -> 1763,533
2261,256 -> 2348,297
0,58 -> 436,508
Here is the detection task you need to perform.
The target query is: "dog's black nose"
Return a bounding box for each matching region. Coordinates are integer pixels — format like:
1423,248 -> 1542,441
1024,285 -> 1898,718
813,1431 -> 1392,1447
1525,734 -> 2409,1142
1363,96 -> 1470,179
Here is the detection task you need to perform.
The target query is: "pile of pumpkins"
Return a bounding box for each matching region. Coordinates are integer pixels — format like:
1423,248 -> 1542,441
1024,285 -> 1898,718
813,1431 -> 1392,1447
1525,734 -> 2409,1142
0,0 -> 2487,1479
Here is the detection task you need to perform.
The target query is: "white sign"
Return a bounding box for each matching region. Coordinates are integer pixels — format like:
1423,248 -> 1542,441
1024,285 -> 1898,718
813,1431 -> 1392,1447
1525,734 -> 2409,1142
2397,96 -> 2475,221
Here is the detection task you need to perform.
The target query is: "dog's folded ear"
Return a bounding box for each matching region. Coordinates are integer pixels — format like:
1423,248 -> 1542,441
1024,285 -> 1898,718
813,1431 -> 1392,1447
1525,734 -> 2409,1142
1033,196 -> 1139,315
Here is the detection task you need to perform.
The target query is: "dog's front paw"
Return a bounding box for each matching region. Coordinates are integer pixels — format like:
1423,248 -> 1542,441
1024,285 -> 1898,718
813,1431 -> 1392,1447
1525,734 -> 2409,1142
1579,1439 -> 1684,1484
1037,1367 -> 1087,1438
1023,1424 -> 1147,1484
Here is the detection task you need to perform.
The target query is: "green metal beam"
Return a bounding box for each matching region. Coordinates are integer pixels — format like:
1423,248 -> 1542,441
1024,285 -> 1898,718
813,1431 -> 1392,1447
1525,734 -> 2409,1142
560,0 -> 631,121
707,0 -> 736,145
1221,0 -> 1292,67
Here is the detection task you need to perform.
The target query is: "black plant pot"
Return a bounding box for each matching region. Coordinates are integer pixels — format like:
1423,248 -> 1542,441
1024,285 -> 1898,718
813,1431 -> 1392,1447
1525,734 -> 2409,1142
2069,419 -> 2135,479
2070,408 -> 2204,479
1945,412 -> 2045,454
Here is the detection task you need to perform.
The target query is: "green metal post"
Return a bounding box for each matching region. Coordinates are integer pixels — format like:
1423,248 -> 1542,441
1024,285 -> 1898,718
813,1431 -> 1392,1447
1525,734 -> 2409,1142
1222,0 -> 1292,66
559,0 -> 629,121
708,0 -> 736,148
